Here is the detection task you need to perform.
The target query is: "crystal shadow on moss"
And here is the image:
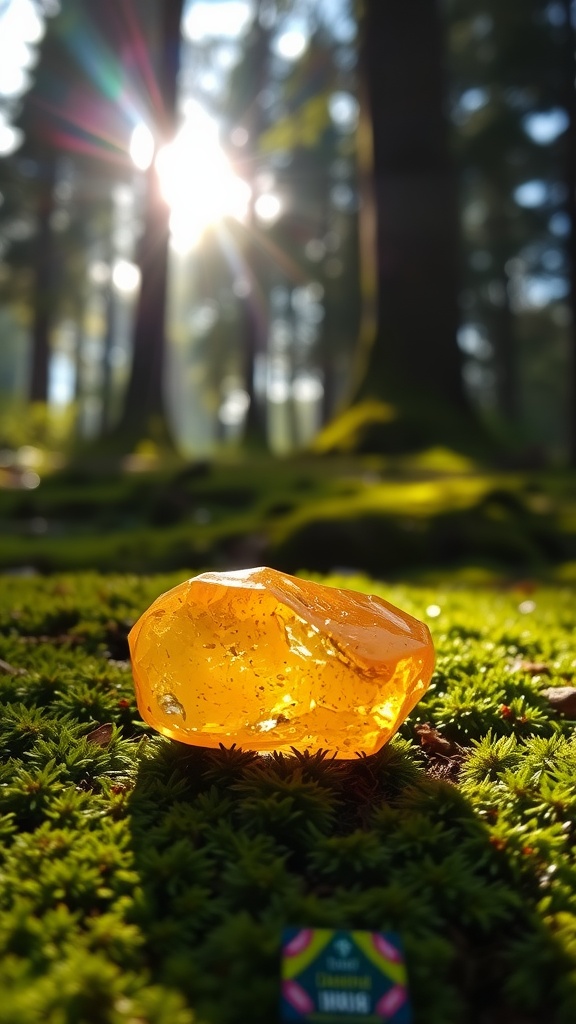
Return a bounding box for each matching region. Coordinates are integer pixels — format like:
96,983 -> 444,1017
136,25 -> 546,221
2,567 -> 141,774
125,737 -> 576,1024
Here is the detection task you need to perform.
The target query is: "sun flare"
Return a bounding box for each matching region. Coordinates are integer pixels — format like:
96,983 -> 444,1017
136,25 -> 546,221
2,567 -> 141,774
151,102 -> 251,253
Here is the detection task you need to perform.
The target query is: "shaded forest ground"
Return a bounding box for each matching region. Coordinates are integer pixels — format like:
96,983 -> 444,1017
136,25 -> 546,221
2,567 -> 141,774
1,448 -> 576,581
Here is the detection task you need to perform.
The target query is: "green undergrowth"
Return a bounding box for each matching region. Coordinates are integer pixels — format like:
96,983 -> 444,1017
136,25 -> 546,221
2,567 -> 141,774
1,571 -> 576,1023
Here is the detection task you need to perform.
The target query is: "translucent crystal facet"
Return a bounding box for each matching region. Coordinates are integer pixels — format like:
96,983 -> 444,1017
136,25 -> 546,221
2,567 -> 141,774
128,567 -> 435,757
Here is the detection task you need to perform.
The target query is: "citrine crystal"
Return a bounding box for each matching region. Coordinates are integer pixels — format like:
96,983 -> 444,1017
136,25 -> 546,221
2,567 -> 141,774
128,567 -> 434,757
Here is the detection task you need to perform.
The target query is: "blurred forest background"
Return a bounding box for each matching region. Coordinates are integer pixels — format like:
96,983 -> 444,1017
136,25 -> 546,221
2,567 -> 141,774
1,0 -> 576,577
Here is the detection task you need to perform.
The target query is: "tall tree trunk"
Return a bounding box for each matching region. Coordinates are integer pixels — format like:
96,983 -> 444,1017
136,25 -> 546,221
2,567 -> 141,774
490,275 -> 516,424
479,192 -> 517,426
100,282 -> 115,433
30,155 -> 57,402
236,2 -> 273,446
358,0 -> 468,416
115,0 -> 184,448
489,253 -> 517,427
562,0 -> 576,466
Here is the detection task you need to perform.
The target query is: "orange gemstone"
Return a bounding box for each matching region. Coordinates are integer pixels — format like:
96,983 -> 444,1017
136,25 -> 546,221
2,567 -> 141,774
128,567 -> 434,757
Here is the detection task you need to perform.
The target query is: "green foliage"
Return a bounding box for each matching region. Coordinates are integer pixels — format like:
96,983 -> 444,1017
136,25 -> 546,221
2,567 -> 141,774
1,572 -> 576,1022
0,402 -> 77,454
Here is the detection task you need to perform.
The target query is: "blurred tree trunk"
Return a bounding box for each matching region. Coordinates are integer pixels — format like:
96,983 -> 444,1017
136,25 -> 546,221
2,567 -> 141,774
562,0 -> 576,466
100,283 -> 116,433
30,156 -> 57,402
72,307 -> 87,438
114,0 -> 184,450
235,2 -> 273,446
485,199 -> 517,424
357,0 -> 470,433
489,271 -> 516,423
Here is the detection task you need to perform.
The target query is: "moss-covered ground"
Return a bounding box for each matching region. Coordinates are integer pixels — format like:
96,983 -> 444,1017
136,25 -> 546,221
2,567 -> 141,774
1,452 -> 576,579
1,570 -> 576,1023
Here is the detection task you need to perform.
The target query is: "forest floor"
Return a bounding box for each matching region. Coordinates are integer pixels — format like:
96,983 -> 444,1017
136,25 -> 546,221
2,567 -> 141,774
1,451 -> 576,1021
0,447 -> 576,580
0,570 -> 576,1023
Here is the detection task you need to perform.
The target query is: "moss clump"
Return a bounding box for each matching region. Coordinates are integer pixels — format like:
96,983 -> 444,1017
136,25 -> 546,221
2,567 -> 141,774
1,572 -> 576,1023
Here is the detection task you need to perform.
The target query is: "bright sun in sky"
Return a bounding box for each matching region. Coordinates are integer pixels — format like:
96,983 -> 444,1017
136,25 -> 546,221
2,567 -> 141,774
131,102 -> 252,252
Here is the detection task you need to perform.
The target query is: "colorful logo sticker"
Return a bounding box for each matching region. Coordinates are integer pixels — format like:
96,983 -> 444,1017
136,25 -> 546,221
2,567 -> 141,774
280,928 -> 411,1023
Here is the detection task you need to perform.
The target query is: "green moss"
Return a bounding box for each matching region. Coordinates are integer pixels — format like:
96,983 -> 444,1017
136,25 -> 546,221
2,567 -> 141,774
1,458 -> 576,577
1,572 -> 576,1022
